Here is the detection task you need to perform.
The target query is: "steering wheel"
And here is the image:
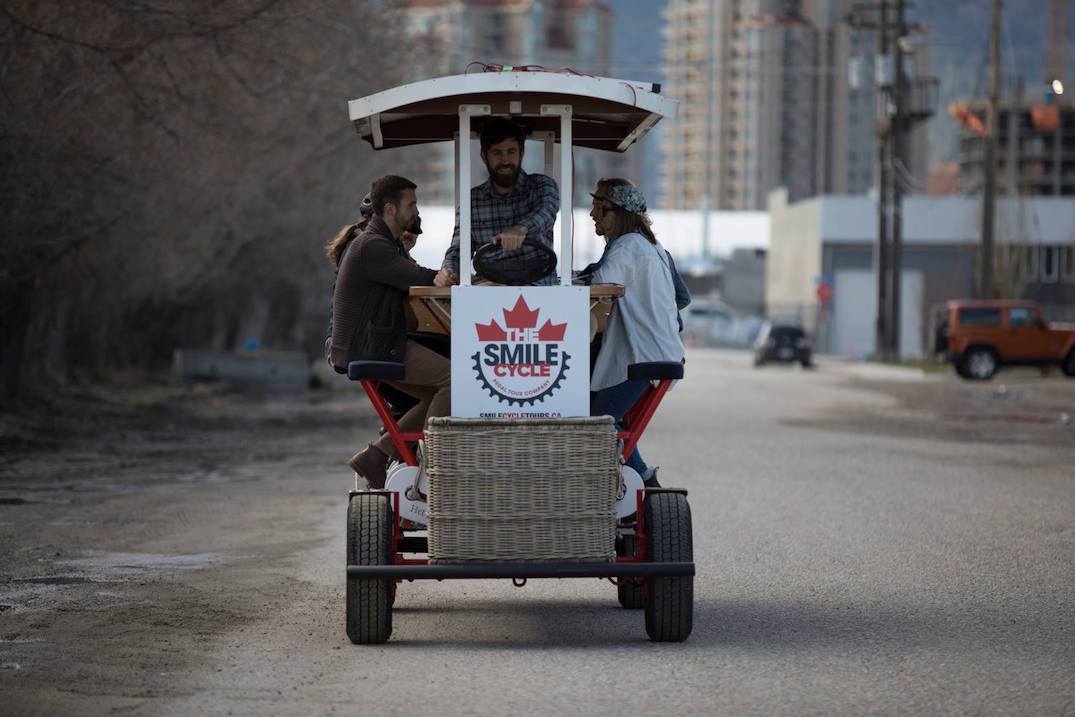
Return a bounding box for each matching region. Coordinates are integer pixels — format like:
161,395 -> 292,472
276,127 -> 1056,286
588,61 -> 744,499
472,238 -> 558,286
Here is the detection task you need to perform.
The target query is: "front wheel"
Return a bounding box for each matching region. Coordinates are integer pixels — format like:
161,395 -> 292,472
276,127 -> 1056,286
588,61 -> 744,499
346,493 -> 393,644
1062,350 -> 1075,377
643,492 -> 694,642
960,347 -> 998,380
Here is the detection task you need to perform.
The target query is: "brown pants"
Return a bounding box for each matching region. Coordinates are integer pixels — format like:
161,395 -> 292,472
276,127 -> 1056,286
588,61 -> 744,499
375,339 -> 450,456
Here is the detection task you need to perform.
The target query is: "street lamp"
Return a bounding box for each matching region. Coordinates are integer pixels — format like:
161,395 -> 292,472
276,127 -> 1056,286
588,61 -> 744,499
1052,79 -> 1064,95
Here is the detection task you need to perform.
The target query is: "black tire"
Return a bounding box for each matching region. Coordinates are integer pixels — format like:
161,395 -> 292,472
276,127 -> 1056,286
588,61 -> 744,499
954,360 -> 971,379
1062,350 -> 1075,377
959,347 -> 998,381
643,493 -> 694,642
616,535 -> 644,609
346,493 -> 393,644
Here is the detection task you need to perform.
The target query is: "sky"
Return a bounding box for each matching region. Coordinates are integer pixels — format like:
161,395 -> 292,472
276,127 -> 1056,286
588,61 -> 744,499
602,0 -> 667,200
604,0 -> 665,86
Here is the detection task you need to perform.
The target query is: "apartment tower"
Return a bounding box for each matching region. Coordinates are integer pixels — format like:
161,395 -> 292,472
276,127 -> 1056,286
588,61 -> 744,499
661,0 -> 929,210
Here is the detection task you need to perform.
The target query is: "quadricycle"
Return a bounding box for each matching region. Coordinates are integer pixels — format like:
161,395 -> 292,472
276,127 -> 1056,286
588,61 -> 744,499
343,67 -> 693,644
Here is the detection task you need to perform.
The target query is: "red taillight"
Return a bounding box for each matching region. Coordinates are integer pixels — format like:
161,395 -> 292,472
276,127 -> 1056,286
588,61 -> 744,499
795,338 -> 810,349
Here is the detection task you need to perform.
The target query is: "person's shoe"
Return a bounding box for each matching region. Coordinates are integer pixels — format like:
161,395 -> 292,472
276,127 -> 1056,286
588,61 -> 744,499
348,443 -> 389,489
642,467 -> 661,489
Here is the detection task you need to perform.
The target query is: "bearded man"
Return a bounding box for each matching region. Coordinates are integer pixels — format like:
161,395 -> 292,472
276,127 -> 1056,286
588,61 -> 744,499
438,118 -> 560,286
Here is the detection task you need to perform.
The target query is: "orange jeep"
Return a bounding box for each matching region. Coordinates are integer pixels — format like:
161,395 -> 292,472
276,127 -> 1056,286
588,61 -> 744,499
934,300 -> 1075,380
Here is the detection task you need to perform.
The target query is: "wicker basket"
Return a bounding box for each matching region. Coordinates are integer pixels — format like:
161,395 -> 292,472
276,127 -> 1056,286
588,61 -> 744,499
424,417 -> 620,563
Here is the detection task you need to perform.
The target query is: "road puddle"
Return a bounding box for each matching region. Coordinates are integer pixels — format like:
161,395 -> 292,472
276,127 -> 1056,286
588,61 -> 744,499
940,412 -> 1074,426
57,551 -> 233,578
11,576 -> 95,585
0,552 -> 234,614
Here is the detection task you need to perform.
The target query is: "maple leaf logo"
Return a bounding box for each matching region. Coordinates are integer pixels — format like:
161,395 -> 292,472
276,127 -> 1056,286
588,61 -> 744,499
475,320 -> 508,342
502,296 -> 540,330
474,295 -> 566,342
537,319 -> 566,342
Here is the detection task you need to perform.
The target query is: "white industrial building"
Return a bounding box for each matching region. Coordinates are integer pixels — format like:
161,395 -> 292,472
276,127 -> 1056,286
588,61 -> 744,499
766,189 -> 1075,359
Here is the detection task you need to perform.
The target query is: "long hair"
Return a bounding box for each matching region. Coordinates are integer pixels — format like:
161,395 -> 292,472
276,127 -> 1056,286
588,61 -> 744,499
324,217 -> 369,266
594,177 -> 657,245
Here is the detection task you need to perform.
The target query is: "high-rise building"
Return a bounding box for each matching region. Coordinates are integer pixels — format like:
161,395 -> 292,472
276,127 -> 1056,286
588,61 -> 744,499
400,0 -> 631,206
661,0 -> 930,210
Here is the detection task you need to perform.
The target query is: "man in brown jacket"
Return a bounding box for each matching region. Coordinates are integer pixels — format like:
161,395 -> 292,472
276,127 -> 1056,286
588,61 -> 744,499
330,175 -> 453,487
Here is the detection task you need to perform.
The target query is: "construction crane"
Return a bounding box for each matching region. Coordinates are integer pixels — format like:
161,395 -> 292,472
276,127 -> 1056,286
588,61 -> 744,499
948,101 -> 988,136
953,2 -> 1068,135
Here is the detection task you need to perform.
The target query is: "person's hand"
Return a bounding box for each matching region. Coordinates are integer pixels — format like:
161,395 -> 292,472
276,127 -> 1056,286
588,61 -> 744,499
401,231 -> 418,252
492,224 -> 527,252
434,269 -> 457,287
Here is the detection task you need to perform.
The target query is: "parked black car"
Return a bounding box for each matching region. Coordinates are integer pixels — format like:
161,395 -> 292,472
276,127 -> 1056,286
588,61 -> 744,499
753,324 -> 813,368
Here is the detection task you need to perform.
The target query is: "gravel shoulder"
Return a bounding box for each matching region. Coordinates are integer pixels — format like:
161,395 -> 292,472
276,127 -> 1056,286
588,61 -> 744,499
0,382 -> 367,714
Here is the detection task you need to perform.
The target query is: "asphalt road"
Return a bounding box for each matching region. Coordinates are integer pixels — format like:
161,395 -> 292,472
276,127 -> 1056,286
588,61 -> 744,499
2,350 -> 1073,715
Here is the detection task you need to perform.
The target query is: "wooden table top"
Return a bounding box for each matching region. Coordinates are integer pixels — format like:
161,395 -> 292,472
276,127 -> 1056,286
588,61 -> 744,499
407,284 -> 624,335
409,284 -> 625,299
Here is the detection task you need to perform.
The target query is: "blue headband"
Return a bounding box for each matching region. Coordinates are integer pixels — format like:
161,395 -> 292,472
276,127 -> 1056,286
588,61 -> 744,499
591,184 -> 647,214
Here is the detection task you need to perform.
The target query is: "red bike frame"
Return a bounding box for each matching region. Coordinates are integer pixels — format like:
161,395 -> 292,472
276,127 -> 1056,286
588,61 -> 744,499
358,377 -> 677,468
355,375 -> 678,573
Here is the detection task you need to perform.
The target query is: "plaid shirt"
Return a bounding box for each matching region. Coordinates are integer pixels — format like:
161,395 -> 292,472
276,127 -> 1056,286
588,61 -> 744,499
441,170 -> 560,286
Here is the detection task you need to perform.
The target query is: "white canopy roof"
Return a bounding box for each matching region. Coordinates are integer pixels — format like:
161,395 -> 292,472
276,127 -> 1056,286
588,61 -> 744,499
348,71 -> 678,152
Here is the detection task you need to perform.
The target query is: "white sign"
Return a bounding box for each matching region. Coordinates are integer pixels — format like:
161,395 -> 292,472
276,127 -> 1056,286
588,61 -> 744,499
450,286 -> 589,418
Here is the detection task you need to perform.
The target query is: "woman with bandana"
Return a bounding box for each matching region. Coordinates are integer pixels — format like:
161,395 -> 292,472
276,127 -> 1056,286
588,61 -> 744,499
588,180 -> 685,488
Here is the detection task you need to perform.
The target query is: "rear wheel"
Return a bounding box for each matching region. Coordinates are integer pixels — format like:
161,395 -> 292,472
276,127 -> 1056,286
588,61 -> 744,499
643,493 -> 693,642
960,347 -> 998,380
346,493 -> 393,644
616,534 -> 643,609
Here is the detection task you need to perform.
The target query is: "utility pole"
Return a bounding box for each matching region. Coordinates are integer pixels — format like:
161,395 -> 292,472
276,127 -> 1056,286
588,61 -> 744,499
1048,0 -> 1067,195
1009,76 -> 1025,269
980,0 -> 1001,298
1054,99 -> 1064,196
1007,76 -> 1022,197
875,1 -> 891,360
889,0 -> 906,360
847,0 -> 937,360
